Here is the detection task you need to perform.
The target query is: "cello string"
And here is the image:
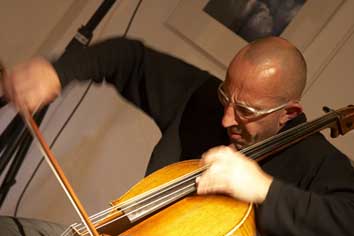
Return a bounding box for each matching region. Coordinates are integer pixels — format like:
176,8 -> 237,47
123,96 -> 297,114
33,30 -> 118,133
88,169 -> 203,221
255,112 -> 337,156
257,114 -> 337,159
73,181 -> 198,234
242,112 -> 338,159
112,166 -> 206,208
250,115 -> 337,159
81,184 -> 196,233
83,165 -> 206,222
243,113 -> 329,155
70,165 -> 210,233
67,170 -> 201,234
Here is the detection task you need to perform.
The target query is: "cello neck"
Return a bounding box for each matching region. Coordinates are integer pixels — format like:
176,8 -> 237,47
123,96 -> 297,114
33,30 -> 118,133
242,105 -> 354,162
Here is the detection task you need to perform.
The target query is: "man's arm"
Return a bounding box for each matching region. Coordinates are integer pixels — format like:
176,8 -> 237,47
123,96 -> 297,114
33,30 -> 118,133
54,37 -> 214,132
4,37 -> 213,133
257,151 -> 354,236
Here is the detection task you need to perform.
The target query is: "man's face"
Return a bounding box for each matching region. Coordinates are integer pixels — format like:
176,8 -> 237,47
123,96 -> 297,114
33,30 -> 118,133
222,57 -> 286,150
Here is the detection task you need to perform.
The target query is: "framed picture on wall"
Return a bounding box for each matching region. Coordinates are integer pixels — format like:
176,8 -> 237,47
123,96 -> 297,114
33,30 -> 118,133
204,0 -> 307,43
166,0 -> 344,68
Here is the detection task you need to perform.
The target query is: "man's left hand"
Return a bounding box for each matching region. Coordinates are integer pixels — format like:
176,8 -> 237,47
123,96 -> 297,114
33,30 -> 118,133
196,145 -> 273,204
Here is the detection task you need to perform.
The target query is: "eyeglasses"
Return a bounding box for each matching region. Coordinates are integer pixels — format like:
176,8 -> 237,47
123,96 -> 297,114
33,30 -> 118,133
217,82 -> 288,120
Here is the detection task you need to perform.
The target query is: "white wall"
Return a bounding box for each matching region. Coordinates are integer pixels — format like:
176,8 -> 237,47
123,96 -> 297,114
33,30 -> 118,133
0,0 -> 353,226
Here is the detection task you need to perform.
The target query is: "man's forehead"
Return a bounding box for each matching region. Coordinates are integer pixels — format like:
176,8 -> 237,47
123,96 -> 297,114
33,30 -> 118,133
225,64 -> 285,106
226,58 -> 281,89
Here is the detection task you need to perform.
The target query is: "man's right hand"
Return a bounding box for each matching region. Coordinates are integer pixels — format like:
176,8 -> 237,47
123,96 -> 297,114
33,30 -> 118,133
2,57 -> 62,113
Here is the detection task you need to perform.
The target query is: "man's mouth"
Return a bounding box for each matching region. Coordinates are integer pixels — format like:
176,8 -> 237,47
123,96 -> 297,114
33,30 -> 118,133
227,126 -> 248,150
227,126 -> 243,139
229,132 -> 242,139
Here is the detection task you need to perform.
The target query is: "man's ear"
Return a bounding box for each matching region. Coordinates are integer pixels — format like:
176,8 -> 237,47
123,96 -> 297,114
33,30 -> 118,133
279,102 -> 303,126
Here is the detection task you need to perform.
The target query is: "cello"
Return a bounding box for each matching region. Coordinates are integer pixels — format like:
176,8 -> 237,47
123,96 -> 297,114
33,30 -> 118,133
26,105 -> 354,236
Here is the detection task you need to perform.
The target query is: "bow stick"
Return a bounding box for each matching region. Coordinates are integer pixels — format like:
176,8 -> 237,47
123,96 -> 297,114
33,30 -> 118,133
23,111 -> 101,236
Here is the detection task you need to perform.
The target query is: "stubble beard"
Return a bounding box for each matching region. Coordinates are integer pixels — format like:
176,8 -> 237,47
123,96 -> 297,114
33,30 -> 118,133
229,125 -> 258,151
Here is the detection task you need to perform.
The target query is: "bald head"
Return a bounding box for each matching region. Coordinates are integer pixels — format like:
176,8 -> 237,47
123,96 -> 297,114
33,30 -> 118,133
228,37 -> 306,101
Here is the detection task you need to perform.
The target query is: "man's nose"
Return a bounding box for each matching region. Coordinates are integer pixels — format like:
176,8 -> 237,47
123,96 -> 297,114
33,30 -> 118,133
221,104 -> 238,128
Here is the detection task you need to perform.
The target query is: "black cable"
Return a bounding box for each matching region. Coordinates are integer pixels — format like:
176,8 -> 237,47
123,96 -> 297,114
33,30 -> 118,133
0,107 -> 49,210
0,114 -> 23,155
0,131 -> 33,206
14,0 -> 144,216
0,122 -> 26,175
0,62 -> 8,108
0,107 -> 48,207
86,0 -> 116,33
0,96 -> 7,109
123,0 -> 143,36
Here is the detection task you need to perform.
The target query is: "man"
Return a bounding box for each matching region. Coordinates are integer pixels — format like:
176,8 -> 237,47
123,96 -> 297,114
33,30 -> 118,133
1,36 -> 354,235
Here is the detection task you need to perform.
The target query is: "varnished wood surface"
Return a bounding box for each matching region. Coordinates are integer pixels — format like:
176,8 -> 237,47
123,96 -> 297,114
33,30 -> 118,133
111,160 -> 255,236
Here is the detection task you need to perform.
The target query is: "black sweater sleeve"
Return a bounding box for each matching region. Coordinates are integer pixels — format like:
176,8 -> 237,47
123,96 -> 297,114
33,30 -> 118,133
257,137 -> 354,236
53,37 -> 211,133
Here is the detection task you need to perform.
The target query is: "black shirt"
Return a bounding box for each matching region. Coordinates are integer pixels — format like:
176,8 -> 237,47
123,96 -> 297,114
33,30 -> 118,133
53,37 -> 354,236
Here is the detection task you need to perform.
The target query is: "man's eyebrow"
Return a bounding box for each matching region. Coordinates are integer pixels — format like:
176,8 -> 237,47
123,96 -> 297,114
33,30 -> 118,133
236,99 -> 263,110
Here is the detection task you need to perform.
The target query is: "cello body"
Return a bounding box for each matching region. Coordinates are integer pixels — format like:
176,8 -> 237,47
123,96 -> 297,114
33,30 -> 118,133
110,160 -> 256,236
